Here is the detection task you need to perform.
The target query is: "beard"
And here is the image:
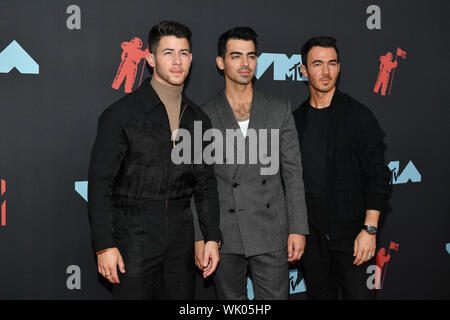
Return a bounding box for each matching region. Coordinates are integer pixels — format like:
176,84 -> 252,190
153,58 -> 188,86
310,76 -> 336,93
225,67 -> 254,85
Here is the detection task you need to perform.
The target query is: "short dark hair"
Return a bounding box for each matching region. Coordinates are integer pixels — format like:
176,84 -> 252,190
217,27 -> 258,58
301,36 -> 339,67
148,20 -> 192,53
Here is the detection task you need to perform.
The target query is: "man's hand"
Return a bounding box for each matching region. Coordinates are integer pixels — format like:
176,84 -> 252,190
97,247 -> 125,284
353,230 -> 376,266
194,240 -> 205,271
287,234 -> 306,263
201,241 -> 220,278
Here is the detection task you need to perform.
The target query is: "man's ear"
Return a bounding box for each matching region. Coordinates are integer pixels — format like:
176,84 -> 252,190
300,64 -> 308,79
216,56 -> 224,71
146,52 -> 155,68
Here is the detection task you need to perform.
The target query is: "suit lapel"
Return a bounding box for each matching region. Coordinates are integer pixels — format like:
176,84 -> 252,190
215,91 -> 241,179
234,89 -> 269,180
214,89 -> 270,181
215,90 -> 242,133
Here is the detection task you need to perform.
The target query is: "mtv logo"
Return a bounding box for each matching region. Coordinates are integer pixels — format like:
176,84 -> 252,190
388,161 -> 421,185
0,40 -> 39,74
75,181 -> 88,201
255,53 -> 307,81
289,269 -> 306,294
246,269 -> 306,299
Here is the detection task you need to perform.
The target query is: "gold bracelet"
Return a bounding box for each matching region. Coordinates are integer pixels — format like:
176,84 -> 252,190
96,248 -> 112,255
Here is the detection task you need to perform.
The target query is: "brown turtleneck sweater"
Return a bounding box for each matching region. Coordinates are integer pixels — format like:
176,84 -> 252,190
150,77 -> 184,138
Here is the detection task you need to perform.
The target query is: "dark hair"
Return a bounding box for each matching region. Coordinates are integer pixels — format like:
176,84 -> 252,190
148,20 -> 192,53
300,36 -> 339,67
217,27 -> 258,58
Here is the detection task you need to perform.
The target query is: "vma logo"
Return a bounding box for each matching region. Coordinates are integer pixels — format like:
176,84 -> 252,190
255,53 -> 307,81
75,181 -> 88,201
388,161 -> 421,185
1,179 -> 5,226
0,40 -> 39,74
247,269 -> 306,299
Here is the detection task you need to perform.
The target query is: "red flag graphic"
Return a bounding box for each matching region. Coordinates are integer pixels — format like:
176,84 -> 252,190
389,241 -> 399,251
396,48 -> 407,59
1,179 -> 5,226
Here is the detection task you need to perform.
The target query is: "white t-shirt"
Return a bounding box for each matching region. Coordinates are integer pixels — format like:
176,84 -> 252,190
238,119 -> 250,137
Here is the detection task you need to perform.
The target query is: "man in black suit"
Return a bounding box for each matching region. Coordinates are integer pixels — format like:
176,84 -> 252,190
293,36 -> 390,299
87,21 -> 222,299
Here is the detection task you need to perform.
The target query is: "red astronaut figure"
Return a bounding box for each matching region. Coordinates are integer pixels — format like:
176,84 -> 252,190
373,52 -> 398,96
375,248 -> 391,289
112,37 -> 149,93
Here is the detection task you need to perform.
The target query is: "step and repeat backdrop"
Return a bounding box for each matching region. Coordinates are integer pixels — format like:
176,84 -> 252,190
0,0 -> 449,299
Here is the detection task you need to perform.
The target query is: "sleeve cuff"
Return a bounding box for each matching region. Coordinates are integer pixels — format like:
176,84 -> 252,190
203,228 -> 223,243
289,225 -> 309,236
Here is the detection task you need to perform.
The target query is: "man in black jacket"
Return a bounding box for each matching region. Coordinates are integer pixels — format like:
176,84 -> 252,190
293,36 -> 390,299
87,21 -> 222,299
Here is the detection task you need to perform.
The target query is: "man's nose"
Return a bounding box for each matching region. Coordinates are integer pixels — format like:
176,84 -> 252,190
241,56 -> 250,67
173,52 -> 182,64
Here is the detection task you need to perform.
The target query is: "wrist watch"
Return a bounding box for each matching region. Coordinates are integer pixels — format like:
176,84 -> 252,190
215,240 -> 223,250
363,225 -> 378,235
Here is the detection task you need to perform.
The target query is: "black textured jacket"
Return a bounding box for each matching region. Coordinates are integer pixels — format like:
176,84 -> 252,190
293,90 -> 391,239
88,78 -> 222,252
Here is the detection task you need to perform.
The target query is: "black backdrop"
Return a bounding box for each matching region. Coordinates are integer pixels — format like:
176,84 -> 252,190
0,0 -> 449,299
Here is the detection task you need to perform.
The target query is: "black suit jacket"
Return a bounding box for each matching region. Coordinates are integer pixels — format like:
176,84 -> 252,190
87,78 -> 222,252
293,90 -> 391,239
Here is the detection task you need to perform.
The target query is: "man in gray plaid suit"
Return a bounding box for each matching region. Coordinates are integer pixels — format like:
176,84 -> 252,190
193,27 -> 308,300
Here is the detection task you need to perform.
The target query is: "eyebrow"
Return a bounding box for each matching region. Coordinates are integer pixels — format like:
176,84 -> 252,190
161,48 -> 190,52
311,59 -> 339,64
229,51 -> 257,56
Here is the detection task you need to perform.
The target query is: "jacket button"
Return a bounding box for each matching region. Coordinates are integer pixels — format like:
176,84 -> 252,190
232,182 -> 239,188
229,209 -> 235,213
262,179 -> 266,185
266,203 -> 270,208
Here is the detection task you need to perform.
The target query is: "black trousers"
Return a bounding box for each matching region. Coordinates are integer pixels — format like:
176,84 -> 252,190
300,225 -> 375,300
112,197 -> 195,300
301,196 -> 376,300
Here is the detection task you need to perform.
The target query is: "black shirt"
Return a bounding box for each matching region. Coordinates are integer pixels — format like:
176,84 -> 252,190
301,104 -> 329,197
301,103 -> 330,235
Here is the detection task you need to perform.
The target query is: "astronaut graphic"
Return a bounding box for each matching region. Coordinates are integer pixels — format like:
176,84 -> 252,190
375,248 -> 391,289
373,241 -> 399,289
373,48 -> 406,96
112,37 -> 149,93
